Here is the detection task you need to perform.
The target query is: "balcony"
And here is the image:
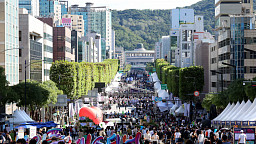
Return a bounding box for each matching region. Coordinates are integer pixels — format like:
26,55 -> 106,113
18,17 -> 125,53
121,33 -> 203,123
218,45 -> 230,55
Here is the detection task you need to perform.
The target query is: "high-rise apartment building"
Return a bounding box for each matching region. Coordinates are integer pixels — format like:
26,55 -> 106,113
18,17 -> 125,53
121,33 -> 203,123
39,0 -> 61,25
209,0 -> 255,92
170,9 -> 204,68
0,0 -> 19,86
59,0 -> 68,17
69,3 -> 112,61
19,10 -> 53,82
19,0 -> 39,16
63,14 -> 84,36
53,27 -> 74,62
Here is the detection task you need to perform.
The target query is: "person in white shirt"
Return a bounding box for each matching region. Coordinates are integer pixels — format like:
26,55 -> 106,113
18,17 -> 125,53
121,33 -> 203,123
144,130 -> 151,144
198,130 -> 205,144
151,131 -> 159,144
174,129 -> 181,144
207,128 -> 212,138
238,130 -> 247,144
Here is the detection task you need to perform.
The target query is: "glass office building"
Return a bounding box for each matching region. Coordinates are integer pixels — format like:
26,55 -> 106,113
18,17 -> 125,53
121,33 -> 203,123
230,16 -> 255,80
0,0 -> 19,86
19,0 -> 39,16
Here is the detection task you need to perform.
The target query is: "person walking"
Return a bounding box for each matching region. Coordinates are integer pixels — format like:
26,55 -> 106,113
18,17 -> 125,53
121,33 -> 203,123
152,131 -> 159,144
144,130 -> 151,144
238,130 -> 247,144
198,130 -> 205,144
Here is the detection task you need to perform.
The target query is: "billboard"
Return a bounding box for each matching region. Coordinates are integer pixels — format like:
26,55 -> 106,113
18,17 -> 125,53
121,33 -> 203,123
62,18 -> 72,29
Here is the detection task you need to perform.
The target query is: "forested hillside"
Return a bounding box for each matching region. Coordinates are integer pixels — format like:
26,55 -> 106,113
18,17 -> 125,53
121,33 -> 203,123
112,0 -> 215,50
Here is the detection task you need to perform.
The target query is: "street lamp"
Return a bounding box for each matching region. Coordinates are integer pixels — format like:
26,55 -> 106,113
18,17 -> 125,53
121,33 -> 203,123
0,47 -> 24,53
211,70 -> 223,92
24,59 -> 46,112
222,62 -> 236,80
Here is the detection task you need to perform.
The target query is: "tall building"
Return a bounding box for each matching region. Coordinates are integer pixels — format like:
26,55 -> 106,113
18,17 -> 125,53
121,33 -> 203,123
86,32 -> 101,63
195,33 -> 215,94
19,10 -> 53,82
0,0 -> 19,86
71,30 -> 86,62
39,0 -> 61,25
154,42 -> 161,59
170,9 -> 204,68
110,30 -> 115,59
115,47 -> 124,69
53,27 -> 74,62
209,0 -> 255,92
19,0 -> 39,16
69,3 -> 112,61
62,14 -> 84,36
160,36 -> 170,60
59,1 -> 68,17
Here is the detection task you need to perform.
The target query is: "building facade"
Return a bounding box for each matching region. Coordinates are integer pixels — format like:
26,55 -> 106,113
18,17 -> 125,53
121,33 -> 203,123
63,14 -> 84,36
53,27 -> 74,62
69,3 -> 112,61
19,0 -> 39,16
154,42 -> 161,59
0,0 -> 19,86
71,30 -> 86,62
39,0 -> 61,25
86,32 -> 101,63
170,9 -> 204,68
125,43 -> 155,69
115,47 -> 124,69
19,11 -> 53,82
209,0 -> 255,92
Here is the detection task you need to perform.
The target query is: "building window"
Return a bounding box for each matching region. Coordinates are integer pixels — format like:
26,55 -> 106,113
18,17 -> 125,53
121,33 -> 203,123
19,31 -> 21,41
250,52 -> 256,59
212,82 -> 217,87
19,49 -> 22,57
250,67 -> 256,73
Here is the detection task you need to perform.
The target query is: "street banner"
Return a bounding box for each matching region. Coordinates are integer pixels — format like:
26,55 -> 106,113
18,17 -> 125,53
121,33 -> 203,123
30,126 -> 37,138
226,121 -> 230,126
231,121 -> 236,126
249,121 -> 256,126
236,121 -> 242,126
242,121 -> 249,126
234,128 -> 255,144
221,121 -> 225,125
18,127 -> 24,139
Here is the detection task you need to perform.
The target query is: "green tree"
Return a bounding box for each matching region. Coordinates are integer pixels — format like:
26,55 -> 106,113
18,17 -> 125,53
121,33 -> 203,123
245,77 -> 256,101
179,66 -> 204,102
42,80 -> 63,105
11,80 -> 49,120
226,79 -> 247,103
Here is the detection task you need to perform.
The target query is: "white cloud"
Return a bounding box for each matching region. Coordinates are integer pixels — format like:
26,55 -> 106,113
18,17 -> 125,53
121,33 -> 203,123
69,0 -> 202,10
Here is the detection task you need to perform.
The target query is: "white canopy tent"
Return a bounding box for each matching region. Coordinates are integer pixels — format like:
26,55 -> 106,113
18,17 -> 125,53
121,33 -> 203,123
9,110 -> 34,124
175,105 -> 185,114
151,73 -> 160,82
213,99 -> 256,122
158,90 -> 169,100
154,82 -> 161,90
230,100 -> 251,121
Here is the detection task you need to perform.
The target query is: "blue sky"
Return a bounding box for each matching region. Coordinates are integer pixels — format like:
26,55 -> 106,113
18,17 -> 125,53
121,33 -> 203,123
69,0 -> 202,10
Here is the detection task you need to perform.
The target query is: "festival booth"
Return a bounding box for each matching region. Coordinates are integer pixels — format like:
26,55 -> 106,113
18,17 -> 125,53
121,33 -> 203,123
151,72 -> 160,82
212,99 -> 256,128
8,110 -> 34,124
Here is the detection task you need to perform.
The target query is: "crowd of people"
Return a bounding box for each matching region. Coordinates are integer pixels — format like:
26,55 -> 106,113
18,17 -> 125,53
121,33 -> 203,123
0,70 -> 249,144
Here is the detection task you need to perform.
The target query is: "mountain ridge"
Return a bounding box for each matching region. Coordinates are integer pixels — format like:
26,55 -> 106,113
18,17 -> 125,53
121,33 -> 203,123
112,0 -> 214,51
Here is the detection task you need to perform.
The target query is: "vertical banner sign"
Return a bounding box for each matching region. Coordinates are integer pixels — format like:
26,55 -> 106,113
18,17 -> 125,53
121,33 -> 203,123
30,126 -> 37,138
18,127 -> 25,139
